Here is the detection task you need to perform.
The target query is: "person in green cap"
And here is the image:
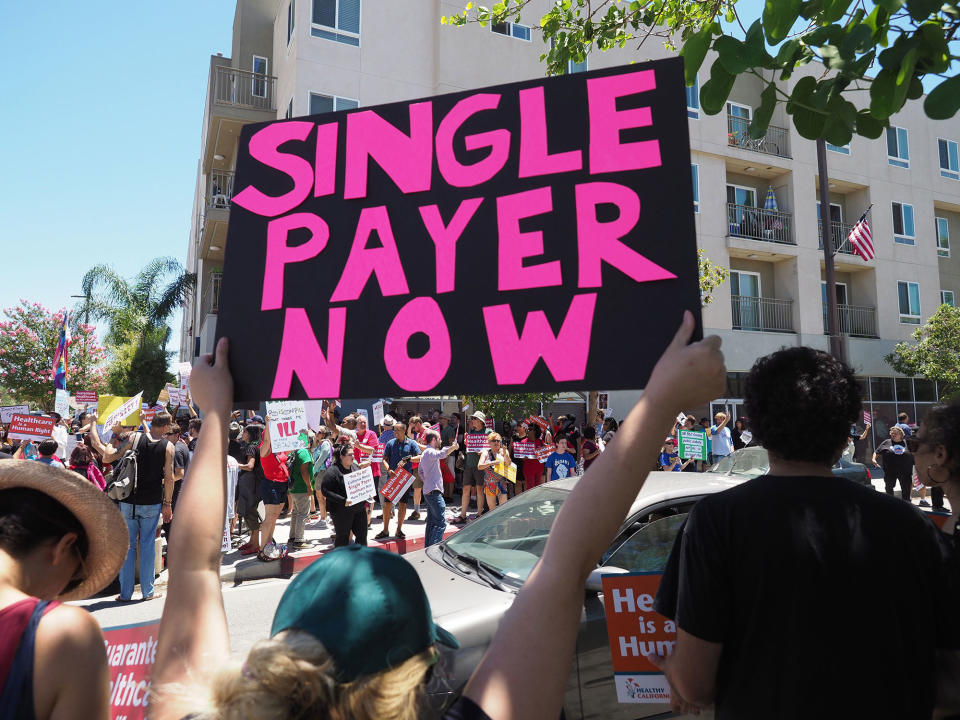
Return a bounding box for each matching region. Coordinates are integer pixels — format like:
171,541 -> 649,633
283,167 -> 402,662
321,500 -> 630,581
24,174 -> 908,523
149,313 -> 727,720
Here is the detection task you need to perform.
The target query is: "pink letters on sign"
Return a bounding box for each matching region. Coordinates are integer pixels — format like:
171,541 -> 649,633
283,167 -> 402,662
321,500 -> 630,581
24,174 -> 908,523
518,86 -> 582,178
497,187 -> 562,292
314,122 -> 338,198
384,297 -> 451,391
344,102 -> 434,199
330,206 -> 410,302
575,182 -> 676,287
436,94 -> 511,187
272,308 -> 347,398
232,122 -> 316,217
587,70 -> 662,174
483,294 -> 597,384
262,213 -> 330,311
419,198 -> 484,294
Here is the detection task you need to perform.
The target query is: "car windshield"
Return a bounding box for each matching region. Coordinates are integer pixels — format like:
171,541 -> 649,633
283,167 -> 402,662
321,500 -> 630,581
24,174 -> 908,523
443,484 -> 568,587
711,446 -> 770,477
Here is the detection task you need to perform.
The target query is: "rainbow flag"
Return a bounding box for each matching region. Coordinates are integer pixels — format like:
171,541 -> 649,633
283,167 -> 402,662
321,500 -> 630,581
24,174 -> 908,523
52,316 -> 71,390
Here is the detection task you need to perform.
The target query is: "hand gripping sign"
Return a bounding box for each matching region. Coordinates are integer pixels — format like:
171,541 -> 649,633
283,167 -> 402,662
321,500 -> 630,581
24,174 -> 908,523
344,465 -> 377,505
216,58 -> 702,403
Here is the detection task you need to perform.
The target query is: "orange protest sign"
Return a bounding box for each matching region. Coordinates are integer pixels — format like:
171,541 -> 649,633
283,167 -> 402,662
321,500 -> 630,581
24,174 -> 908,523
600,573 -> 675,703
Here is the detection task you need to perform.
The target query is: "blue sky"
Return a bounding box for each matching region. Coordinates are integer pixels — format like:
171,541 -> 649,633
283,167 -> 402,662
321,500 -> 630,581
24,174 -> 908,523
0,1 -> 234,351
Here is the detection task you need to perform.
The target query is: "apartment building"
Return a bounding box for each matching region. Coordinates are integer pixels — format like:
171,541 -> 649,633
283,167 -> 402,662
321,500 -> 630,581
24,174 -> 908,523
180,0 -> 960,448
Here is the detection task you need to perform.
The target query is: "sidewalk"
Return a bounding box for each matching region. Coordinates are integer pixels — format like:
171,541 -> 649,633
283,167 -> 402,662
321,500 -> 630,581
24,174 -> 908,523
218,503 -> 463,583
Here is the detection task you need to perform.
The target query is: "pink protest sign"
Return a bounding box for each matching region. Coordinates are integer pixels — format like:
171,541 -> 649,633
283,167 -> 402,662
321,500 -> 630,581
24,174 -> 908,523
76,390 -> 98,404
466,433 -> 488,453
513,439 -> 534,459
216,58 -> 702,402
103,619 -> 161,720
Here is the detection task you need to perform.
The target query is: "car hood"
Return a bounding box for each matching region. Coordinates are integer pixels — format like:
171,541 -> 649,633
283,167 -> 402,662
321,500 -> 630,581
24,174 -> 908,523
406,546 -> 516,649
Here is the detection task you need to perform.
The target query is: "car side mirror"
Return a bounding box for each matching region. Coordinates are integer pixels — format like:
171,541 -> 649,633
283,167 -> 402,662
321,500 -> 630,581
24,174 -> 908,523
585,565 -> 629,593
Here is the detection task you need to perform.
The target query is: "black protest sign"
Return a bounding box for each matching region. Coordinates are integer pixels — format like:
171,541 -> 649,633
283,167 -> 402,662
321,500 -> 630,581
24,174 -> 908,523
217,57 -> 701,402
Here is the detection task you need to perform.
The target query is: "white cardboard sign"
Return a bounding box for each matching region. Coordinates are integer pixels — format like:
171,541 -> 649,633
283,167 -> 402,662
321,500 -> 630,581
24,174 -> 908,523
344,465 -> 377,504
54,389 -> 71,419
266,400 -> 308,453
373,400 -> 384,426
1,404 -> 30,424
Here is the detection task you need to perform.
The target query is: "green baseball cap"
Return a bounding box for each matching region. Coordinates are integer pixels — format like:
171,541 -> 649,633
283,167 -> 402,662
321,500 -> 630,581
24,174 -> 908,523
270,545 -> 459,681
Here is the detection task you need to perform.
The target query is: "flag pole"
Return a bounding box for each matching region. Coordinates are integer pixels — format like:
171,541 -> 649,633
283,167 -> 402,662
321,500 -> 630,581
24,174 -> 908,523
817,138 -> 845,363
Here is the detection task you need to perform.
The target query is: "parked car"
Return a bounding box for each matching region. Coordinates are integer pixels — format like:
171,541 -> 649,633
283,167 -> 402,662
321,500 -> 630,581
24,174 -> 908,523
412,472 -> 744,719
709,445 -> 872,486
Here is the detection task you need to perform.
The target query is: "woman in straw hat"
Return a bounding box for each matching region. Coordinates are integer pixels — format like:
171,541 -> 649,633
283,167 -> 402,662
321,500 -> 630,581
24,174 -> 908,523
0,461 -> 128,719
150,314 -> 725,720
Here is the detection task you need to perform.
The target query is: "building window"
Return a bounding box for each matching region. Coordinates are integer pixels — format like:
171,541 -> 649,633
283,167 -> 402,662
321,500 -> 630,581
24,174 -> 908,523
942,290 -> 956,307
312,0 -> 360,46
309,92 -> 358,116
287,0 -> 295,44
826,142 -> 850,154
568,57 -> 587,73
686,78 -> 700,119
285,98 -> 293,119
937,216 -> 951,257
491,20 -> 531,40
727,102 -> 751,121
252,56 -> 268,98
691,164 -> 699,213
886,126 -> 909,168
892,202 -> 915,245
897,281 -> 921,324
939,138 -> 959,180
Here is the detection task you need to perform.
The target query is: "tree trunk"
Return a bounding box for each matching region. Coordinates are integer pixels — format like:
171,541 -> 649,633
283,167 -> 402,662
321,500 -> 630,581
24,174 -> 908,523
587,391 -> 599,430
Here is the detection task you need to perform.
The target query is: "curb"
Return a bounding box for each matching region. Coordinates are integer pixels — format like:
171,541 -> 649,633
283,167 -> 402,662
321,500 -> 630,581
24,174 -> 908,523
221,528 -> 460,583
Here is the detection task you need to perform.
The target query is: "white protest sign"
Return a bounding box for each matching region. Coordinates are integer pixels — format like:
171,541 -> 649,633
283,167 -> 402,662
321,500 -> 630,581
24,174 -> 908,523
373,400 -> 384,426
266,400 -> 308,453
102,392 -> 143,430
178,362 -> 192,380
167,387 -> 182,407
356,408 -> 369,424
55,389 -> 70,418
344,465 -> 377,504
1,404 -> 30,424
304,400 -> 326,430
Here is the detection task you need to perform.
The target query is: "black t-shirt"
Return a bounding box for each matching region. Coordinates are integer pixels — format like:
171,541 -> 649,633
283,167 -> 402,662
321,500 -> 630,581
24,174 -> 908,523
227,439 -> 246,465
876,439 -> 913,474
128,434 -> 169,506
442,697 -> 492,720
320,462 -> 359,512
654,475 -> 959,720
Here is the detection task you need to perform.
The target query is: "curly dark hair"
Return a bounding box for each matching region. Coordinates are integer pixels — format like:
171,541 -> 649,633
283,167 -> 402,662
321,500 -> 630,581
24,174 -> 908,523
920,400 -> 960,477
744,347 -> 860,465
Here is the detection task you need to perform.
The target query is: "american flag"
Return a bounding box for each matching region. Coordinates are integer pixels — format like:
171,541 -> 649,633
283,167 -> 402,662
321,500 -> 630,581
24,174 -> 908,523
847,211 -> 874,261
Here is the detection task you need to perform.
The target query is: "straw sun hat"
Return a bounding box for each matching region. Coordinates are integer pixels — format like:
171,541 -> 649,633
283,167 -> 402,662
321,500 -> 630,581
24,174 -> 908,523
0,461 -> 128,601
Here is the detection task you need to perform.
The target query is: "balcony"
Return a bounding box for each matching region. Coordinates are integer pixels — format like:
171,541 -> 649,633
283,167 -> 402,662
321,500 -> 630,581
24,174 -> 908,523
732,296 -> 794,333
822,303 -> 878,338
727,115 -> 790,158
818,219 -> 857,255
213,66 -> 277,111
201,272 -> 222,317
206,170 -> 235,210
727,203 -> 794,245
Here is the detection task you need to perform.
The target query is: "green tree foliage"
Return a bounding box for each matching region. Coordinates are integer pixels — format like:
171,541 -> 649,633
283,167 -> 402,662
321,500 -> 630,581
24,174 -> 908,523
443,0 -> 960,145
80,258 -> 194,402
0,301 -> 108,409
463,392 -> 560,422
886,304 -> 960,400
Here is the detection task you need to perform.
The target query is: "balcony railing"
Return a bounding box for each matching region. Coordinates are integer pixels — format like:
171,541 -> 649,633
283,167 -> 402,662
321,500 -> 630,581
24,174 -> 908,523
817,219 -> 856,255
213,66 -> 276,111
201,272 -> 222,316
732,295 -> 794,332
727,115 -> 790,158
727,203 -> 794,245
822,303 -> 878,338
207,170 -> 235,210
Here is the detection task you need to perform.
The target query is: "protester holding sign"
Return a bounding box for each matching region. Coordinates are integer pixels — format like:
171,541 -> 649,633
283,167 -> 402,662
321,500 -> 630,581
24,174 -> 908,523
320,443 -> 367,547
376,422 -> 421,540
256,423 -> 289,561
519,423 -> 547,493
478,432 -> 512,507
453,412 -> 492,525
0,462 -> 128,720
419,431 -> 459,547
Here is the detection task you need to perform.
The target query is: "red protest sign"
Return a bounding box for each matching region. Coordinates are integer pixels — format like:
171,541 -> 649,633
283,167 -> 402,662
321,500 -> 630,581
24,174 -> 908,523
527,416 -> 549,431
8,414 -> 55,441
601,573 -> 674,704
216,59 -> 702,403
465,433 -> 488,453
380,467 -> 416,504
76,390 -> 99,404
484,417 -> 495,430
513,439 -> 534,459
103,619 -> 161,719
536,443 -> 556,463
370,442 -> 385,463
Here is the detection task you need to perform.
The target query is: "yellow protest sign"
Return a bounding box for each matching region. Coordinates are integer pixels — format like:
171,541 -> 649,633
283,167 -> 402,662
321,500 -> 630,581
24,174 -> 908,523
97,395 -> 141,427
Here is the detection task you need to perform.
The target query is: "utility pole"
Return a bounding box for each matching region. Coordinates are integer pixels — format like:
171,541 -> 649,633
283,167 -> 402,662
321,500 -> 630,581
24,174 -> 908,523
817,138 -> 845,363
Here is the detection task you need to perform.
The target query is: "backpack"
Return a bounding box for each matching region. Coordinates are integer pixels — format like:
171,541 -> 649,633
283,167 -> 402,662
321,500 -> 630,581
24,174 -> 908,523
105,433 -> 139,501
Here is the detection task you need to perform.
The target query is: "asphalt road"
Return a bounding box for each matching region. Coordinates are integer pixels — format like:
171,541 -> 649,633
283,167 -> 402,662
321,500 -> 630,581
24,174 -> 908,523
74,576 -> 293,659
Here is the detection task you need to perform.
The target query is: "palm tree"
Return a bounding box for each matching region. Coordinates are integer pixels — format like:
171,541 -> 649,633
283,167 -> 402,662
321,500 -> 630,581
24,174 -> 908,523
79,258 -> 195,400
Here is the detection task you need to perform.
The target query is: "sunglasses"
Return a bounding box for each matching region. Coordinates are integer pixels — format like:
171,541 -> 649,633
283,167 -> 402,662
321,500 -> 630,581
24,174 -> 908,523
63,544 -> 88,595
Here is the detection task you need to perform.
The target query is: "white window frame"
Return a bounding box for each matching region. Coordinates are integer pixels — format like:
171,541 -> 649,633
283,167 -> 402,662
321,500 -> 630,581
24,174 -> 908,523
825,142 -> 850,155
251,55 -> 268,98
816,202 -> 844,223
936,216 -> 951,257
939,138 -> 959,180
892,202 -> 916,245
887,126 -> 910,168
311,0 -> 361,46
727,183 -> 757,208
691,164 -> 699,213
822,280 -> 849,307
731,270 -> 762,298
726,102 -> 752,120
491,19 -> 531,41
897,280 -> 921,324
686,78 -> 700,119
942,290 -> 956,307
287,0 -> 296,45
308,92 -> 359,116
